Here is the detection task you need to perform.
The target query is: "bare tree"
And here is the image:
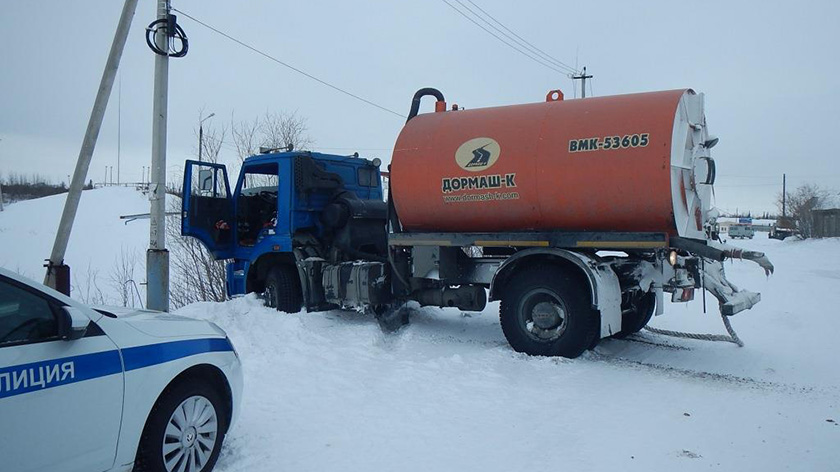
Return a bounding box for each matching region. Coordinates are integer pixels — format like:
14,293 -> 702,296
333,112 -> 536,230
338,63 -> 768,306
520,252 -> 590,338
259,111 -> 312,152
231,115 -> 261,163
72,263 -> 107,305
109,247 -> 142,307
777,183 -> 827,238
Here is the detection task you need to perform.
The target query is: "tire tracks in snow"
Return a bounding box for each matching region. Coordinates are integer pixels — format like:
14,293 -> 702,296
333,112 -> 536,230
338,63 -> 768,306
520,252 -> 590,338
585,348 -> 833,399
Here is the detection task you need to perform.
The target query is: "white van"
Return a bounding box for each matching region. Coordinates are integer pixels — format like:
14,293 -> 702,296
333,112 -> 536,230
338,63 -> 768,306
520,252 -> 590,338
728,224 -> 755,239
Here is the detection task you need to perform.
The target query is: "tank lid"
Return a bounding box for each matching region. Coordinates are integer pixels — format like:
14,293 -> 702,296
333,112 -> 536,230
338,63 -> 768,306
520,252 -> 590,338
546,89 -> 564,102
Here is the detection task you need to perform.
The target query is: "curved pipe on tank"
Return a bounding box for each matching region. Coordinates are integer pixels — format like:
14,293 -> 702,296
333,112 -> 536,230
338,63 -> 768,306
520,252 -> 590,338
391,88 -> 445,232
406,88 -> 446,123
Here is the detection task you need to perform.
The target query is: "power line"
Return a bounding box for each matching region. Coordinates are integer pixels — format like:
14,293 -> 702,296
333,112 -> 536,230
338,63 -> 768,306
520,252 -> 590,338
171,8 -> 405,120
463,0 -> 579,74
440,0 -> 575,77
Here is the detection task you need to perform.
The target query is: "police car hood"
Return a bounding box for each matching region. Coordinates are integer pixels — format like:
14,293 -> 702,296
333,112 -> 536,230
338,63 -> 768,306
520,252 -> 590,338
94,306 -> 226,339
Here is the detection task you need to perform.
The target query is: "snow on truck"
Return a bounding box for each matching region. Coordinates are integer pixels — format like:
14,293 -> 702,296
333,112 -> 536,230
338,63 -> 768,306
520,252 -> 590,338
181,88 -> 773,358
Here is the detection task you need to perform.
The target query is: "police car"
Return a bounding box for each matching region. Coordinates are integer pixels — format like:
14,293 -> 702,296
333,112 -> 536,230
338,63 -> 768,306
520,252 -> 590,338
0,267 -> 242,472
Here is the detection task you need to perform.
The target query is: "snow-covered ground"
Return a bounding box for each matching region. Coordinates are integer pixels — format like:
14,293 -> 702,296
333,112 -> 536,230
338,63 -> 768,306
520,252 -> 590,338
181,231 -> 840,471
2,188 -> 838,471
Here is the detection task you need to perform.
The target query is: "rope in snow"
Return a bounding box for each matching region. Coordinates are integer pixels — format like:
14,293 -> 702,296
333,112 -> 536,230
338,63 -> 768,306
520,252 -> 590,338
643,313 -> 744,347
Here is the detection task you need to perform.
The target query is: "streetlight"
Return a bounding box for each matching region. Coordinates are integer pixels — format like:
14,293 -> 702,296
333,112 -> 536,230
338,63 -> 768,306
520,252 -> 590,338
198,112 -> 215,162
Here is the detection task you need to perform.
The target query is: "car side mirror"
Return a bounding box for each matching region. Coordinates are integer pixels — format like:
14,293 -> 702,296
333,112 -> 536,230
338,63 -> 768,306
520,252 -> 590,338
60,307 -> 90,341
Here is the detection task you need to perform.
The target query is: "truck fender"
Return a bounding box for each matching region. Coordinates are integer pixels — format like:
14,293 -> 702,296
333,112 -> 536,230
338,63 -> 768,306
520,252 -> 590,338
489,248 -> 622,338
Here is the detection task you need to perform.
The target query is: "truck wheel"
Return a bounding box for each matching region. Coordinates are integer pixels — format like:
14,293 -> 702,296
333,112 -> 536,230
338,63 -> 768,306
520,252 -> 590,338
264,266 -> 302,313
135,379 -> 228,472
613,291 -> 656,339
499,266 -> 598,358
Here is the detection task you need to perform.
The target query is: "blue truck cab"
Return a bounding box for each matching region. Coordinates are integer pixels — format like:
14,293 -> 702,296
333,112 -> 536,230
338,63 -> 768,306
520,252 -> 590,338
182,151 -> 386,310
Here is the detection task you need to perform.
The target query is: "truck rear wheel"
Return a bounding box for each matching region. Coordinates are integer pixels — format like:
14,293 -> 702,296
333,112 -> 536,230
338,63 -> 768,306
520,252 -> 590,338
499,266 -> 598,358
613,291 -> 656,339
264,266 -> 302,314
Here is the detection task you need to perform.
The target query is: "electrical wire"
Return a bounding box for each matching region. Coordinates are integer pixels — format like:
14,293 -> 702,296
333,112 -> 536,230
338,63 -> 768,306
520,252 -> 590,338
440,0 -> 575,77
145,17 -> 189,57
462,0 -> 579,74
171,8 -> 405,120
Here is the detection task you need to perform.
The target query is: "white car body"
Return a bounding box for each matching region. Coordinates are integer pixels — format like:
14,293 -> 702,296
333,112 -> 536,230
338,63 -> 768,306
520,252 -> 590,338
0,267 -> 242,472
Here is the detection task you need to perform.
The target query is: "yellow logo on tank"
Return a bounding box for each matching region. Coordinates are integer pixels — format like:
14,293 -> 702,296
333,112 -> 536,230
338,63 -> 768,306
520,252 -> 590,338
455,137 -> 501,172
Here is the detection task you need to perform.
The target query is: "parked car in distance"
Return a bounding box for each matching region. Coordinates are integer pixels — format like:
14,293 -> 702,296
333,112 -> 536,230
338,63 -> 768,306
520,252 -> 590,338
728,223 -> 755,239
0,267 -> 242,472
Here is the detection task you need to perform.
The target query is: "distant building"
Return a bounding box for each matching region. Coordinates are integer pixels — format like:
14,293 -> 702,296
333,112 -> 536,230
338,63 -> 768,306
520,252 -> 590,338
813,193 -> 840,238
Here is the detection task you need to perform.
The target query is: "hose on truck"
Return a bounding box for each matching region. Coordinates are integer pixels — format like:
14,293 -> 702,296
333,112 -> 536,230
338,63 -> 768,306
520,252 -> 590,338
644,315 -> 743,347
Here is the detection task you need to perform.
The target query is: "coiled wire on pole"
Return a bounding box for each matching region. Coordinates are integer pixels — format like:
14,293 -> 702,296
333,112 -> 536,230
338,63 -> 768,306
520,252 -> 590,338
145,14 -> 188,57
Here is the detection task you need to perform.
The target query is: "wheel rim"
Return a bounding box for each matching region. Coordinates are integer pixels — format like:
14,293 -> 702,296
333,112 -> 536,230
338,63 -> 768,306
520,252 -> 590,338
162,395 -> 218,472
517,288 -> 569,342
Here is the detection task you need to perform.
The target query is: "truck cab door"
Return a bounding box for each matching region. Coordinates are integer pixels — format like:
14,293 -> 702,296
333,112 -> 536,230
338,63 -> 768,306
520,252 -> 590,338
182,160 -> 234,259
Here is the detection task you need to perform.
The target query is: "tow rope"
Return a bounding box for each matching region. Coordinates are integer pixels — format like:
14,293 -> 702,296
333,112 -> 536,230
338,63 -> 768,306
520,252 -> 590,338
644,313 -> 743,347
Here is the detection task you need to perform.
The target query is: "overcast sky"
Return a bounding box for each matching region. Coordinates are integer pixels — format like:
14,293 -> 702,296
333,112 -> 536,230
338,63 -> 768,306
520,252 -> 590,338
1,0 -> 837,214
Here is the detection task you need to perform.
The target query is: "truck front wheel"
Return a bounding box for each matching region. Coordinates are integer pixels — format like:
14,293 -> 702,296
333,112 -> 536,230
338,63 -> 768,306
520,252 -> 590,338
264,266 -> 302,313
499,266 -> 598,358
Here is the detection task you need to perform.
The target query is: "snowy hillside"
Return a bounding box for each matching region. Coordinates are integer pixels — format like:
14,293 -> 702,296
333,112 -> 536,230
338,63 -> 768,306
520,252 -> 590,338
2,188 -> 839,471
0,187 -> 149,303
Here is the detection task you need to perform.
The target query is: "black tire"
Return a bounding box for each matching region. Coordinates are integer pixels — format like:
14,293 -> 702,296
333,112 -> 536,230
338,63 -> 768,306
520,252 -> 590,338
263,265 -> 302,313
499,265 -> 598,358
613,291 -> 656,339
135,379 -> 229,472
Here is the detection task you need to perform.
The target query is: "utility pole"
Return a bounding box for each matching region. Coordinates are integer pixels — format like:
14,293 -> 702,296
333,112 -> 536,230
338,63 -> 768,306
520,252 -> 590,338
147,0 -> 172,311
45,0 -> 138,294
198,112 -> 215,162
572,66 -> 593,98
782,173 -> 786,218
0,138 -> 4,211
117,72 -> 121,185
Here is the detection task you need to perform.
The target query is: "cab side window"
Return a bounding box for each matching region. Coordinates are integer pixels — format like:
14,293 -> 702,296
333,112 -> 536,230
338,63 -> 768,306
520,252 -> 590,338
0,278 -> 59,346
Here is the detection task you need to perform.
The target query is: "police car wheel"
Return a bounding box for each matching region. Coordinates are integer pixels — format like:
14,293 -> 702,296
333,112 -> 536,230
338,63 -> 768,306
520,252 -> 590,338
136,380 -> 228,472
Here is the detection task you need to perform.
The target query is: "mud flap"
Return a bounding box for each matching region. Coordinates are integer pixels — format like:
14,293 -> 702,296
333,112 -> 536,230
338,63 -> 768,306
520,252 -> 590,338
375,304 -> 411,332
703,259 -> 761,316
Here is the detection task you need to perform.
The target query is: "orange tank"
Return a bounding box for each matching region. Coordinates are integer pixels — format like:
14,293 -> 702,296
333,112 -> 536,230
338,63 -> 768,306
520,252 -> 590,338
390,89 -> 716,239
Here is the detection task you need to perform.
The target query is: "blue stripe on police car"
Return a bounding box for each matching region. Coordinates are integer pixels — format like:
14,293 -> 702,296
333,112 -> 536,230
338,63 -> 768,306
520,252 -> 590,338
0,337 -> 233,399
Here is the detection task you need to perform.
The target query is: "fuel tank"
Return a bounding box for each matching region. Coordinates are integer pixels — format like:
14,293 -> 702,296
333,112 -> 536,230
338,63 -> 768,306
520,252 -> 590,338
390,89 -> 716,239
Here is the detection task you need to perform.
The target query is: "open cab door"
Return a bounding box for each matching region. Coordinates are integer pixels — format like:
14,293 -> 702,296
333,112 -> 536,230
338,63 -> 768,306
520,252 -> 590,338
182,160 -> 234,259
